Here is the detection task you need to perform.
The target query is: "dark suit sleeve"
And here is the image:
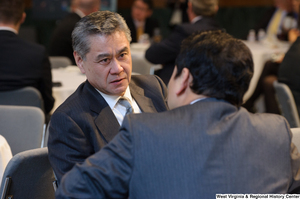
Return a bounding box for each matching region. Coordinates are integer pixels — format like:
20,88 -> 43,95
145,25 -> 186,65
48,111 -> 95,184
56,117 -> 134,199
39,50 -> 55,114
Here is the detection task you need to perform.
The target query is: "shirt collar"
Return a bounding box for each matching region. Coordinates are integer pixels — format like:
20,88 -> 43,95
96,86 -> 133,110
74,9 -> 85,18
191,16 -> 202,24
190,97 -> 207,104
0,27 -> 18,34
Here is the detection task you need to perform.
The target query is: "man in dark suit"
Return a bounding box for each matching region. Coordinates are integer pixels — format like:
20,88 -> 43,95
56,30 -> 300,198
125,0 -> 159,43
145,0 -> 220,85
0,0 -> 54,114
48,10 -> 168,183
253,0 -> 297,41
278,34 -> 300,117
49,0 -> 101,65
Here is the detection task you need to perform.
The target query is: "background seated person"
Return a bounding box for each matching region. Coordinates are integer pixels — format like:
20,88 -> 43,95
145,0 -> 220,85
125,0 -> 159,43
0,0 -> 54,115
49,0 -> 101,65
56,30 -> 300,199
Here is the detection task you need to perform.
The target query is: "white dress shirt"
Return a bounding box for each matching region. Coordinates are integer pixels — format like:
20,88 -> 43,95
96,87 -> 141,125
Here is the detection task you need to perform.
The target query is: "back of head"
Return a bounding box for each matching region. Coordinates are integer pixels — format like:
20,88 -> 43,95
72,0 -> 100,15
72,11 -> 132,60
0,0 -> 25,25
175,30 -> 253,107
190,0 -> 218,16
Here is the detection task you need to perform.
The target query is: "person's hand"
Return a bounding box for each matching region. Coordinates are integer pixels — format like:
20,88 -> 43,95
288,28 -> 300,43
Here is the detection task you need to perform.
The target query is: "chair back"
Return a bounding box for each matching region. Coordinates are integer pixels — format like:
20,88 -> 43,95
0,87 -> 44,112
0,147 -> 56,199
273,81 -> 300,128
0,105 -> 45,155
291,128 -> 300,152
49,56 -> 72,68
132,58 -> 162,75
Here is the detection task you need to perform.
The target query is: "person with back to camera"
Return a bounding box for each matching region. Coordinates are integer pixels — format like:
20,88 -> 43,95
56,30 -> 300,198
145,0 -> 220,85
47,10 -> 169,184
0,0 -> 54,115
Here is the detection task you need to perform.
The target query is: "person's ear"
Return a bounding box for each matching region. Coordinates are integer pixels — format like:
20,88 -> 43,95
176,68 -> 190,96
20,12 -> 26,24
74,51 -> 86,74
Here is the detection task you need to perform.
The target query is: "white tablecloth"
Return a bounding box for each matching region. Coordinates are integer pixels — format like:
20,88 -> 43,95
0,135 -> 12,183
131,43 -> 162,75
242,40 -> 290,101
51,66 -> 87,114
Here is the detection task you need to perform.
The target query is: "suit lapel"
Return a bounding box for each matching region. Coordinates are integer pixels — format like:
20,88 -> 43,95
86,82 -> 120,143
94,106 -> 120,143
130,81 -> 157,113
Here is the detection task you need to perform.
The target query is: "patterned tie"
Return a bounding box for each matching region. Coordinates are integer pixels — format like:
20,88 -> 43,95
118,97 -> 133,115
136,26 -> 144,42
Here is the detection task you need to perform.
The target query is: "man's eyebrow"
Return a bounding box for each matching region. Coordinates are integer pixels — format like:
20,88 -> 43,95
95,53 -> 111,62
94,47 -> 129,62
117,47 -> 129,54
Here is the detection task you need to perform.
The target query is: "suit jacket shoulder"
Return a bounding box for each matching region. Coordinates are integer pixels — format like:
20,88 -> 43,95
0,30 -> 54,113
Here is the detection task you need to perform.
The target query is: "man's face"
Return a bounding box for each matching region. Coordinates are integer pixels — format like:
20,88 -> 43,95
131,0 -> 151,22
76,31 -> 132,96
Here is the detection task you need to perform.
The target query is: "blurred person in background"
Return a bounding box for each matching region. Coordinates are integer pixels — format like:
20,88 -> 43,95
243,0 -> 300,114
278,3 -> 300,117
253,0 -> 298,41
125,0 -> 159,43
145,0 -> 220,85
0,0 -> 54,115
49,0 -> 101,65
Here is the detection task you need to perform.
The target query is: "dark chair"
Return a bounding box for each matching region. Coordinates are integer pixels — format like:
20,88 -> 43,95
0,105 -> 45,155
49,56 -> 72,68
0,87 -> 44,112
273,81 -> 300,128
0,147 -> 56,199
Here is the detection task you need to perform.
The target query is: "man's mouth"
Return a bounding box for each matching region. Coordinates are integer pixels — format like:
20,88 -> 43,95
111,78 -> 125,83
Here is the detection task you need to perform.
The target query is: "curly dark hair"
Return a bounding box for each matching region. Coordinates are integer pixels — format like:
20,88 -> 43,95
175,30 -> 253,107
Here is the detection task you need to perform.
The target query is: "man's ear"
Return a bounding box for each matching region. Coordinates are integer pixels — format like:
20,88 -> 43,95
176,68 -> 190,96
20,12 -> 26,24
74,51 -> 85,74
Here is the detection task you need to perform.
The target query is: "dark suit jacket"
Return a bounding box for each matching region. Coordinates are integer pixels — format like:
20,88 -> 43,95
48,75 -> 168,183
56,98 -> 300,198
49,13 -> 81,65
125,16 -> 159,43
145,17 -> 220,84
0,30 -> 54,114
278,36 -> 300,116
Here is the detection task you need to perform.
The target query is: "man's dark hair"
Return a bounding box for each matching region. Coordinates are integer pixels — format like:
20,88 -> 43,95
0,0 -> 25,25
175,30 -> 253,107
